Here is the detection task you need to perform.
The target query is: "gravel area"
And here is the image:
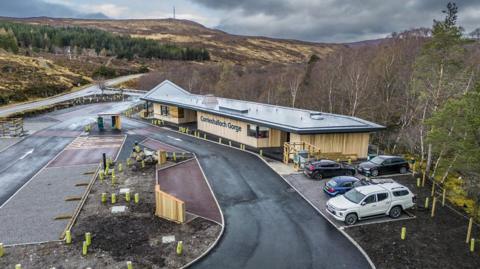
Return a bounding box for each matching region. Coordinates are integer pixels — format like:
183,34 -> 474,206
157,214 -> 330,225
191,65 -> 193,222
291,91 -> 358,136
0,164 -> 97,245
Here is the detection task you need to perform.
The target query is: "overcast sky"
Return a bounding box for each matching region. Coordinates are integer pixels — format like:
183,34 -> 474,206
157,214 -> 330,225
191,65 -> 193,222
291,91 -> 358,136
0,0 -> 479,42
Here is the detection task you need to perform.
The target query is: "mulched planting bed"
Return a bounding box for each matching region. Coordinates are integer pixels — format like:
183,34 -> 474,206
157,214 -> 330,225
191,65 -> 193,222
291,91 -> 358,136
0,159 -> 221,269
346,175 -> 480,269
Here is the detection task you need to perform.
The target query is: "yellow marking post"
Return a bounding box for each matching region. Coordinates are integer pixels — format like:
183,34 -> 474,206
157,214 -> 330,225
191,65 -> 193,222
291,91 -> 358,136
111,193 -> 116,204
0,243 -> 4,257
65,230 -> 72,244
126,191 -> 131,202
176,241 -> 183,255
101,193 -> 107,203
470,238 -> 475,252
467,218 -> 473,243
134,193 -> 139,204
424,197 -> 429,209
127,261 -> 133,269
82,241 -> 88,256
401,227 -> 406,240
85,232 -> 91,246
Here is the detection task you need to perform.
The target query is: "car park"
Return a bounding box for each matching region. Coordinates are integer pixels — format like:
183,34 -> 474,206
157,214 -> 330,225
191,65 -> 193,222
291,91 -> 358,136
323,176 -> 359,196
304,159 -> 356,180
326,182 -> 416,225
357,155 -> 409,176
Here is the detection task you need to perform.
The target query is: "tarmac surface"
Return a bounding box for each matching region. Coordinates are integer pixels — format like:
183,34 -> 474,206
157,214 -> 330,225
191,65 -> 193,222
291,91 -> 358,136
124,118 -> 372,269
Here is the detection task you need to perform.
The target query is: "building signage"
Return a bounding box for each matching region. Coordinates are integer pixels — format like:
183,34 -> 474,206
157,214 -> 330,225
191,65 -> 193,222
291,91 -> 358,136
200,115 -> 242,133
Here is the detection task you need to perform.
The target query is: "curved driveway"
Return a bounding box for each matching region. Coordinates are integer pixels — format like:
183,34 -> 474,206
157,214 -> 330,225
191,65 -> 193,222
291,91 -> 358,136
123,118 -> 372,269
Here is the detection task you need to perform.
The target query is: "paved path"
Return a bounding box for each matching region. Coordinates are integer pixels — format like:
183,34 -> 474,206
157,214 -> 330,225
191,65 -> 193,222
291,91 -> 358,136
124,118 -> 372,269
0,74 -> 142,117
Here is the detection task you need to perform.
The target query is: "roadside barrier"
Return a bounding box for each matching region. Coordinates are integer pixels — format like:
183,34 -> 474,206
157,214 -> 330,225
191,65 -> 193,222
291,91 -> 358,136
65,230 -> 72,244
176,241 -> 183,255
155,185 -> 184,223
85,232 -> 92,246
401,227 -> 406,240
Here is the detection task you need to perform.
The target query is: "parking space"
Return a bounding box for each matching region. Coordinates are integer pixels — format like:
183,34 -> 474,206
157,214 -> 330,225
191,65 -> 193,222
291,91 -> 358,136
282,172 -> 415,229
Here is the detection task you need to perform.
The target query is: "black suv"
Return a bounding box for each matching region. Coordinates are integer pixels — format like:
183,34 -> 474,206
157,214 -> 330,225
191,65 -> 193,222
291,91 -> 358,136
304,159 -> 356,180
357,155 -> 409,176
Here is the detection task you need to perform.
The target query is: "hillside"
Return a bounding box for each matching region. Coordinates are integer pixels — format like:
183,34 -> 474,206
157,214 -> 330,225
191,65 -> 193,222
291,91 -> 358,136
1,17 -> 341,63
0,51 -> 90,105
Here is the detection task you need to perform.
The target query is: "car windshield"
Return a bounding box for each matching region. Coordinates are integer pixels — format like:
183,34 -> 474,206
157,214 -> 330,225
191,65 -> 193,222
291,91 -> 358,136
369,157 -> 385,165
344,189 -> 366,204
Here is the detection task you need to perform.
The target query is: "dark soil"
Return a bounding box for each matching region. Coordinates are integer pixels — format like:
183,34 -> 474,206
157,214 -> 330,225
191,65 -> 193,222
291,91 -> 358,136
346,175 -> 480,269
0,158 -> 221,269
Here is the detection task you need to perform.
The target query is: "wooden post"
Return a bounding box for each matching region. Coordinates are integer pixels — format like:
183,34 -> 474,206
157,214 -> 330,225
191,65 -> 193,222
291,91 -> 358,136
0,243 -> 4,257
431,182 -> 435,197
416,178 -> 420,187
466,217 -> 473,243
431,197 -> 437,217
442,188 -> 446,207
401,227 -> 406,240
422,172 -> 426,187
424,197 -> 429,209
85,233 -> 91,246
65,230 -> 72,244
470,238 -> 475,252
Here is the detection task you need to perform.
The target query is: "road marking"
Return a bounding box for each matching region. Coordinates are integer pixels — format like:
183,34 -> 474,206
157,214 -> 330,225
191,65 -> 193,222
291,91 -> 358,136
19,148 -> 34,160
167,135 -> 182,141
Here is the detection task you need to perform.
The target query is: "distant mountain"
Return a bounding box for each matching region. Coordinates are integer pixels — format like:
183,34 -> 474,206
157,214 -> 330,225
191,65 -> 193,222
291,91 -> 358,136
78,13 -> 109,20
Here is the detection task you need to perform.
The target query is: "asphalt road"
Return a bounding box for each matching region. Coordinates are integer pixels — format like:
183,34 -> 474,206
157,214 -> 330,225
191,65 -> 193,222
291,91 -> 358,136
122,118 -> 372,269
0,74 -> 143,117
0,102 -> 135,206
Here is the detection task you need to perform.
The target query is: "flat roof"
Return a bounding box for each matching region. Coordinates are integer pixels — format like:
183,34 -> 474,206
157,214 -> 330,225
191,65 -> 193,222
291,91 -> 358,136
141,80 -> 385,134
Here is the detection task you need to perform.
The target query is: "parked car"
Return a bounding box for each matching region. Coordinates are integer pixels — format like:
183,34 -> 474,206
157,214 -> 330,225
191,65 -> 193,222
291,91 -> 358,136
326,182 -> 416,225
304,159 -> 356,180
323,176 -> 359,196
357,155 -> 409,176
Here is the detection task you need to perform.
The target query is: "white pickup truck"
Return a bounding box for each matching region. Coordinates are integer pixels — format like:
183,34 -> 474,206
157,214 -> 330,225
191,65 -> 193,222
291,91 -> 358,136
326,182 -> 416,225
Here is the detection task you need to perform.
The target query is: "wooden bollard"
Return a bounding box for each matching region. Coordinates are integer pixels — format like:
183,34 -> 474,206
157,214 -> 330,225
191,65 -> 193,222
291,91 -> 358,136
401,227 -> 406,240
229,141 -> 232,147
15,264 -> 21,269
125,191 -> 131,202
219,138 -> 222,144
431,182 -> 435,197
134,193 -> 139,204
424,197 -> 429,209
259,149 -> 263,156
204,133 -> 206,139
348,158 -> 352,164
127,158 -> 131,167
416,178 -> 420,187
101,193 -> 107,203
431,197 -> 437,217
176,241 -> 183,255
141,160 -> 145,168
0,243 -> 4,257
65,230 -> 72,244
421,173 -> 426,187
466,217 -> 473,243
85,232 -> 91,246
118,163 -> 123,172
111,193 -> 116,204
173,152 -> 176,162
99,170 -> 105,182
82,241 -> 88,256
127,261 -> 133,269
442,188 -> 446,207
470,238 -> 475,252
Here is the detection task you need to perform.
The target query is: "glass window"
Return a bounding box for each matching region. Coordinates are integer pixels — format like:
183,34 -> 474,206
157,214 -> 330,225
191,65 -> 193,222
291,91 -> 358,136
363,195 -> 376,204
344,189 -> 366,204
343,182 -> 353,188
160,105 -> 169,116
247,124 -> 269,138
393,190 -> 409,197
178,108 -> 184,118
377,193 -> 388,201
370,156 -> 384,165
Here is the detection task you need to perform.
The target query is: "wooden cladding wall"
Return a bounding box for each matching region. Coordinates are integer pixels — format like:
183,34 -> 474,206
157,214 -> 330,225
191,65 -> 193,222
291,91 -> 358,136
290,132 -> 370,158
197,112 -> 281,148
153,103 -> 196,124
155,184 -> 186,223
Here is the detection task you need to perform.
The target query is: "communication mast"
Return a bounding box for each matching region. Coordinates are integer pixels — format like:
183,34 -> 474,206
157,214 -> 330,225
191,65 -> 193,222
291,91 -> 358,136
173,6 -> 176,19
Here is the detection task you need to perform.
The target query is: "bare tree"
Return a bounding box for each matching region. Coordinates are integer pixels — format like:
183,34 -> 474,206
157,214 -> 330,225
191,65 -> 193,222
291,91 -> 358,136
288,74 -> 302,108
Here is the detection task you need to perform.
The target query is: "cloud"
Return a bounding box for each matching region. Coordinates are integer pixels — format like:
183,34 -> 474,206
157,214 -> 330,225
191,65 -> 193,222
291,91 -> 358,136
0,0 -> 108,19
194,0 -> 480,42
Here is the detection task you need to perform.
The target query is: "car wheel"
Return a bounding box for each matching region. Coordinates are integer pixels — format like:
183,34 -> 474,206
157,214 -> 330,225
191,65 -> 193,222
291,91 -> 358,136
344,213 -> 358,225
313,172 -> 323,180
389,206 -> 402,219
399,167 -> 407,174
371,169 -> 379,177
